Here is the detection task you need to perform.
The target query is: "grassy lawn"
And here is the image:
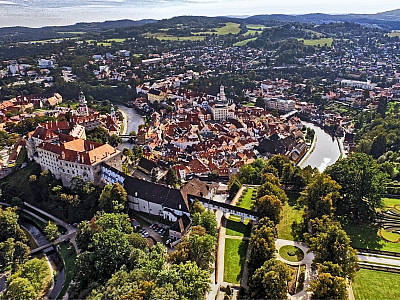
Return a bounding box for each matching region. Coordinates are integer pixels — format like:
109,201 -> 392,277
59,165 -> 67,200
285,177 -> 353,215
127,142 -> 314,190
233,38 -> 257,46
15,147 -> 27,166
224,239 -> 249,284
225,217 -> 252,237
279,245 -> 304,262
344,222 -> 400,253
243,102 -> 255,107
142,32 -> 206,41
215,22 -> 241,35
353,269 -> 400,299
57,242 -> 77,299
343,197 -> 400,252
247,24 -> 266,30
276,192 -> 304,240
236,188 -> 255,210
106,38 -> 126,42
299,37 -> 333,47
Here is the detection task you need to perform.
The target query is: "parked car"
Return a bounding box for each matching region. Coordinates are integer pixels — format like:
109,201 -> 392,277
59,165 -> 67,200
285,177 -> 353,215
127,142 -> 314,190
156,227 -> 163,233
149,223 -> 155,229
152,224 -> 158,231
160,229 -> 167,237
165,238 -> 172,245
144,232 -> 149,238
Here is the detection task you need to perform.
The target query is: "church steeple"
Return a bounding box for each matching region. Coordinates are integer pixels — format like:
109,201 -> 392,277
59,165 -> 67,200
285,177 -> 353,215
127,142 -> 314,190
78,89 -> 89,116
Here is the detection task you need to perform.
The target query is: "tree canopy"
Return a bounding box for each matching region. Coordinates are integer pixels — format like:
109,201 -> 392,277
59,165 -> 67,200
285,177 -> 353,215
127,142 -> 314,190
326,153 -> 388,222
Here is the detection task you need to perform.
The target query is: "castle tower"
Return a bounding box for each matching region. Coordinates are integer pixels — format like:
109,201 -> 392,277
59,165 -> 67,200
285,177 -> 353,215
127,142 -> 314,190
110,104 -> 116,122
78,90 -> 89,116
219,85 -> 227,103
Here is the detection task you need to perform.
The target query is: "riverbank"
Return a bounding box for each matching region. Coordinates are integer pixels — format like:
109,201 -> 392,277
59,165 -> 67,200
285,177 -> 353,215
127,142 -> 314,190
297,133 -> 317,167
297,121 -> 341,171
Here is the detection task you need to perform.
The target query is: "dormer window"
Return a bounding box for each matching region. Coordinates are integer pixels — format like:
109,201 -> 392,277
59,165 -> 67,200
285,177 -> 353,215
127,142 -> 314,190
61,151 -> 65,160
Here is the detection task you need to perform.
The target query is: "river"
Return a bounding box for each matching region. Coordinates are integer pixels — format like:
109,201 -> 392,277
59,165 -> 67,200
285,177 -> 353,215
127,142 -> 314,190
298,121 -> 341,172
115,103 -> 144,151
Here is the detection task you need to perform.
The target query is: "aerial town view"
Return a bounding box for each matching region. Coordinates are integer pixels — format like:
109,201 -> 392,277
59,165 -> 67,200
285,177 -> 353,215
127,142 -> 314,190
1,0 -> 400,299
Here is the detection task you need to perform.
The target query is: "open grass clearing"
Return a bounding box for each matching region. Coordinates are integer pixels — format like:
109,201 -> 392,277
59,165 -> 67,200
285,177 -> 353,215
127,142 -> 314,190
225,217 -> 252,237
233,38 -> 257,46
279,245 -> 304,262
247,24 -> 266,30
223,238 -> 248,284
389,32 -> 400,37
299,37 -> 333,47
276,192 -> 304,241
353,269 -> 400,299
105,38 -> 126,43
215,22 -> 241,35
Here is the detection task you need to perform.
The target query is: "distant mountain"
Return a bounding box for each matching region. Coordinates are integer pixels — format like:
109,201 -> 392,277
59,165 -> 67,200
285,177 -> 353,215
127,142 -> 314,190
0,19 -> 156,43
244,9 -> 400,30
1,9 -> 400,44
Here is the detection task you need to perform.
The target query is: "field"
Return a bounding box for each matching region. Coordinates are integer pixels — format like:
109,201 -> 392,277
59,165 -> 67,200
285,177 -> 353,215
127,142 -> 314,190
389,32 -> 400,37
142,32 -> 206,41
233,38 -> 257,47
353,269 -> 400,299
299,38 -> 333,47
225,217 -> 252,237
223,238 -> 249,284
215,22 -> 241,35
246,24 -> 266,30
276,192 -> 304,240
345,197 -> 400,253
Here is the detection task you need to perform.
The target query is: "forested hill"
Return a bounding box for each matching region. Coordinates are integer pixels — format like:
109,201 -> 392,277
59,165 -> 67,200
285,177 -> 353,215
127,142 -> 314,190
0,19 -> 156,43
1,8 -> 400,44
245,9 -> 400,31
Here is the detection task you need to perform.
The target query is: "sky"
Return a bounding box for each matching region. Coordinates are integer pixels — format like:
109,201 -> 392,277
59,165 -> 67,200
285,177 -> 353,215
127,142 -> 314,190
0,0 -> 399,28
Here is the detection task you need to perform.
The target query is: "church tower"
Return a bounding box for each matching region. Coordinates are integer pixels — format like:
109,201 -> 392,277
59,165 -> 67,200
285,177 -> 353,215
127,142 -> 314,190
78,90 -> 89,116
110,104 -> 116,122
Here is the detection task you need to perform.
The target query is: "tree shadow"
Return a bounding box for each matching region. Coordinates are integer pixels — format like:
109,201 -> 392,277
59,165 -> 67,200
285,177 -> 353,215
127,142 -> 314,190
236,240 -> 249,282
342,221 -> 383,250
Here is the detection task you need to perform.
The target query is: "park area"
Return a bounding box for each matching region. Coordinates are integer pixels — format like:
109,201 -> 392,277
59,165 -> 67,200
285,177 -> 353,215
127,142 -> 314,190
223,238 -> 249,284
353,269 -> 400,299
344,197 -> 400,253
276,192 -> 304,241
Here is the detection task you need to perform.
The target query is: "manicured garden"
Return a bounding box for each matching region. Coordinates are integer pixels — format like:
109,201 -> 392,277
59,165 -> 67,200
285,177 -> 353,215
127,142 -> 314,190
344,197 -> 400,253
223,238 -> 249,284
279,245 -> 304,262
353,269 -> 400,299
235,187 -> 256,210
225,217 -> 252,237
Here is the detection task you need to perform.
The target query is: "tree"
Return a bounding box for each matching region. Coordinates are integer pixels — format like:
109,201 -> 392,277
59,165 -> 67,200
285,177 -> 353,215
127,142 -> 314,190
257,181 -> 288,203
255,97 -> 265,108
3,277 -> 37,300
0,206 -> 20,243
256,195 -> 283,225
132,146 -> 143,161
298,173 -> 341,220
377,96 -> 388,118
190,199 -> 205,215
326,153 -> 388,222
191,209 -> 218,236
165,168 -> 178,187
151,168 -> 158,183
228,179 -> 242,199
247,224 -> 276,276
248,259 -> 293,299
172,261 -> 211,299
308,272 -> 348,300
369,133 -> 387,159
44,221 -> 59,241
305,216 -> 358,280
99,183 -> 128,213
266,155 -> 291,179
109,134 -> 122,147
